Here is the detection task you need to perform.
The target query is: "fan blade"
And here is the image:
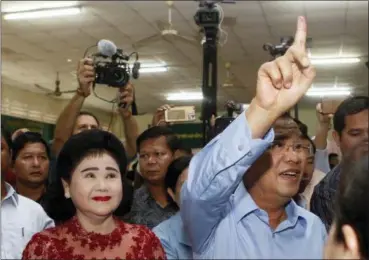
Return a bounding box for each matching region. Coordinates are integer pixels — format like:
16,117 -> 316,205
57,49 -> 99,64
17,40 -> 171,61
169,35 -> 199,47
133,34 -> 162,49
46,92 -> 56,96
34,84 -> 52,92
60,90 -> 77,94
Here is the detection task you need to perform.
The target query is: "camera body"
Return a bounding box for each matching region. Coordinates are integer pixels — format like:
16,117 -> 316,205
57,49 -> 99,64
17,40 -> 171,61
194,1 -> 220,28
94,50 -> 140,87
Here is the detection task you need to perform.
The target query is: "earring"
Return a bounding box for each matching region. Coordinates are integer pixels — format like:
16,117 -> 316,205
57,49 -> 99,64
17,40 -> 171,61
65,193 -> 70,199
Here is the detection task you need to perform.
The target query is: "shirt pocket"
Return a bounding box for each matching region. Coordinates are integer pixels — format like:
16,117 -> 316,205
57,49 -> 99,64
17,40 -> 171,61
2,224 -> 40,259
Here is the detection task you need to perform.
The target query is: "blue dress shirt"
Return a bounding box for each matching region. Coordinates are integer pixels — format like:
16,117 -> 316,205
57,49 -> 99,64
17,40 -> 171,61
153,212 -> 192,259
1,183 -> 55,259
181,114 -> 327,259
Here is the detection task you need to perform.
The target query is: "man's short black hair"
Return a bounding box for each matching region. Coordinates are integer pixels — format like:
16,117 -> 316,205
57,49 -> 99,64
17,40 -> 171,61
78,111 -> 100,126
136,126 -> 180,153
12,132 -> 51,162
301,133 -> 316,155
1,124 -> 12,150
165,156 -> 192,192
293,118 -> 308,136
333,96 -> 369,135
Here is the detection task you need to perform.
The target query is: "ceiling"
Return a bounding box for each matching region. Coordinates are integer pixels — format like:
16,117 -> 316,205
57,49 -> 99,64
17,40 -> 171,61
1,1 -> 368,114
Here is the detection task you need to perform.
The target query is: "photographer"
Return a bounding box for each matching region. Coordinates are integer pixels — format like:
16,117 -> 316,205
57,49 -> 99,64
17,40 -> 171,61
51,58 -> 139,160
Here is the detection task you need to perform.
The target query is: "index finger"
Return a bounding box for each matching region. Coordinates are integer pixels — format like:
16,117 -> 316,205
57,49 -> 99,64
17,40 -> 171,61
293,16 -> 307,49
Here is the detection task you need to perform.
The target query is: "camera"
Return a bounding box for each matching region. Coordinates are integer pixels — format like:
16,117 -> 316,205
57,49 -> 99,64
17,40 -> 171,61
194,1 -> 221,28
94,49 -> 140,88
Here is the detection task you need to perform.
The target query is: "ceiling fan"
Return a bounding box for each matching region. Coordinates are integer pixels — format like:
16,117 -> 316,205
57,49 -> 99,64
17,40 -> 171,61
132,1 -> 203,49
34,72 -> 77,97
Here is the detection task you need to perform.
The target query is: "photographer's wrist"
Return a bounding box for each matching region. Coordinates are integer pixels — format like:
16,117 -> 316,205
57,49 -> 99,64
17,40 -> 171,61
76,88 -> 88,98
120,109 -> 132,119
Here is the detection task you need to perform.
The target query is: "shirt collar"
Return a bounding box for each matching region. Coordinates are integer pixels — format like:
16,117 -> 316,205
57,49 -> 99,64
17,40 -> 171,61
2,182 -> 19,206
233,181 -> 307,227
284,198 -> 307,230
233,182 -> 259,223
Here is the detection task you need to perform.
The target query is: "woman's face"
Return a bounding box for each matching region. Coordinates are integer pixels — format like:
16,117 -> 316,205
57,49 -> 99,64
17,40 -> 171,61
63,153 -> 123,218
324,222 -> 361,259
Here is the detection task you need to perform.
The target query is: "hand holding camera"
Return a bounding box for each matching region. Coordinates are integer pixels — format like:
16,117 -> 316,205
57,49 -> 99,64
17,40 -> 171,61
152,104 -> 173,126
117,83 -> 134,114
77,58 -> 95,97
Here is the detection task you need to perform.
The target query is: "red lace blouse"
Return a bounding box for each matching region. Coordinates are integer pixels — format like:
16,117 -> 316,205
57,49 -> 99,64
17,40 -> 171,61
22,216 -> 166,260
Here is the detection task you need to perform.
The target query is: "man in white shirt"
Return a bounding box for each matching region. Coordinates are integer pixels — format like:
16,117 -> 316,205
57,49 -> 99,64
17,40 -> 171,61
1,125 -> 54,259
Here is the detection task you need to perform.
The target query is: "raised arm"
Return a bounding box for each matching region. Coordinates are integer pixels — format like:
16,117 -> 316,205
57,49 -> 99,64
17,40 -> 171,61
52,58 -> 94,155
314,103 -> 332,173
181,16 -> 316,254
117,83 -> 139,159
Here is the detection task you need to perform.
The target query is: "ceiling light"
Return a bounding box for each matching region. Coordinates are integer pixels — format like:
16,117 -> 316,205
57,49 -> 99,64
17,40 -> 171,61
310,57 -> 360,65
2,1 -> 79,13
166,92 -> 203,101
3,7 -> 81,20
139,67 -> 168,73
306,87 -> 352,97
140,63 -> 167,68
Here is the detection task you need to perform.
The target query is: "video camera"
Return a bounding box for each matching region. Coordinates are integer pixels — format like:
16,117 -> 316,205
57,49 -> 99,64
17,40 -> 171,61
263,36 -> 294,59
91,39 -> 141,88
194,1 -> 221,28
263,36 -> 312,59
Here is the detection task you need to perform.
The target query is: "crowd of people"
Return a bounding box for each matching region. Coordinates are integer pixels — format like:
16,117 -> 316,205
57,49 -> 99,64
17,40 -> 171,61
1,16 -> 368,259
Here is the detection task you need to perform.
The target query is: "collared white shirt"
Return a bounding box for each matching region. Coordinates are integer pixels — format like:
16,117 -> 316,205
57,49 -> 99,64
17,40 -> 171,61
1,183 -> 55,259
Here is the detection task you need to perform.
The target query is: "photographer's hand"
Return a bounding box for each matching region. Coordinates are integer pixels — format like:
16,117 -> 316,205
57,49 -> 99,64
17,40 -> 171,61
152,104 -> 173,126
77,58 -> 95,97
117,82 -> 134,115
314,102 -> 332,150
118,82 -> 139,158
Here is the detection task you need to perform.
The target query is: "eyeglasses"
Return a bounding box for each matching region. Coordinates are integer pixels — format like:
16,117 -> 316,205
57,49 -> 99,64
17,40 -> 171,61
269,140 -> 312,155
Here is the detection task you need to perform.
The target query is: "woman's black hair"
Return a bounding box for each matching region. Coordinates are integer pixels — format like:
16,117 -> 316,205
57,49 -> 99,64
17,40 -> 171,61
165,156 -> 192,192
43,129 -> 128,223
334,144 -> 368,258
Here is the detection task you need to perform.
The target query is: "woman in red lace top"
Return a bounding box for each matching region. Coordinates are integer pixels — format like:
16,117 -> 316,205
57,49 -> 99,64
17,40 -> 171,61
22,130 -> 165,260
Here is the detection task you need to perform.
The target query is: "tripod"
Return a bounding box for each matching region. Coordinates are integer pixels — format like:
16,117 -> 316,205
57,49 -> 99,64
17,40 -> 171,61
194,1 -> 220,146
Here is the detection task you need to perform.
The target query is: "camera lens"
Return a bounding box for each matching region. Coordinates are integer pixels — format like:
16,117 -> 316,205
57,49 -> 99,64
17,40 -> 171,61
111,67 -> 128,86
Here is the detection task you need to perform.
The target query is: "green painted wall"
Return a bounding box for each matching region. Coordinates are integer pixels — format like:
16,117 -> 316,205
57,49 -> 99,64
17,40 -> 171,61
168,123 -> 203,149
1,115 -> 55,142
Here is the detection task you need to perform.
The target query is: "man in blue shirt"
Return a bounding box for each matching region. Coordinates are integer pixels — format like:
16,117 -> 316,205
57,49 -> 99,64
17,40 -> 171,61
181,16 -> 326,259
153,156 -> 192,259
